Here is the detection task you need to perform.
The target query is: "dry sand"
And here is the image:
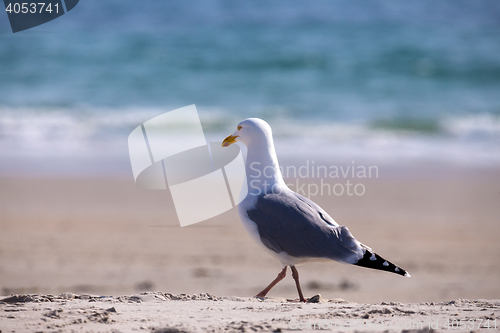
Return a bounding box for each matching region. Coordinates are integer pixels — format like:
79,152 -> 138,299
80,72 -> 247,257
1,293 -> 499,332
1,165 -> 500,331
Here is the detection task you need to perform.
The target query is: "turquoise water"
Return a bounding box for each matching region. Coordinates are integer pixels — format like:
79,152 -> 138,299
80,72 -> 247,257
1,0 -> 499,167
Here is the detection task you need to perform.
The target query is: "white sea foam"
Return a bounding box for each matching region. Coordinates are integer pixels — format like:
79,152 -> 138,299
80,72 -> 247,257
1,107 -> 499,174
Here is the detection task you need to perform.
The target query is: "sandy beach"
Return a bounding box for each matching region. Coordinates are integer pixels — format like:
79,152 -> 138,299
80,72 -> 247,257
1,164 -> 499,331
1,293 -> 499,332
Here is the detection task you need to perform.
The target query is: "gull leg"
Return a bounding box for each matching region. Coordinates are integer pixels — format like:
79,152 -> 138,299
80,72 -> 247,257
290,266 -> 306,302
255,266 -> 287,298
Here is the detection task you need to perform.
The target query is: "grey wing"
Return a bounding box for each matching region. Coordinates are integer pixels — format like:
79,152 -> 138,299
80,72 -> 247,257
246,191 -> 364,264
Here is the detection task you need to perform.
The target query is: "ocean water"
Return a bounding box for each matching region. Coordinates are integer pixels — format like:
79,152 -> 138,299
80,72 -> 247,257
1,0 -> 500,173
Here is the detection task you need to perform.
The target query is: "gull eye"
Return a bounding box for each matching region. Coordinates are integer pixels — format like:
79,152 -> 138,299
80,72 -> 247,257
237,125 -> 242,130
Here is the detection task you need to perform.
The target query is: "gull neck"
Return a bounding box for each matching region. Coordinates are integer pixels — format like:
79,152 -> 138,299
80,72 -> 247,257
244,135 -> 287,196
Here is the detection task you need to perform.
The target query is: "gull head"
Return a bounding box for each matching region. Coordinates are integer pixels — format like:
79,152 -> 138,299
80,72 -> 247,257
222,118 -> 273,148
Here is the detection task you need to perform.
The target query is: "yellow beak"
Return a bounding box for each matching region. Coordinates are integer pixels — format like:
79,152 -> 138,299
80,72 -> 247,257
222,134 -> 238,147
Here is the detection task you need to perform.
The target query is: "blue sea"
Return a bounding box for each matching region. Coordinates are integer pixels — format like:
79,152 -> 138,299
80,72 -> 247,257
1,0 -> 500,175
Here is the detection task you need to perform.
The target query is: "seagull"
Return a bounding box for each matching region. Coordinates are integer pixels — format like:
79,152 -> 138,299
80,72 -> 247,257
222,118 -> 410,302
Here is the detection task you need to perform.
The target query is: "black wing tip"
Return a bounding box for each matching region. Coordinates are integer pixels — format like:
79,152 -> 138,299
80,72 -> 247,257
354,250 -> 410,277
